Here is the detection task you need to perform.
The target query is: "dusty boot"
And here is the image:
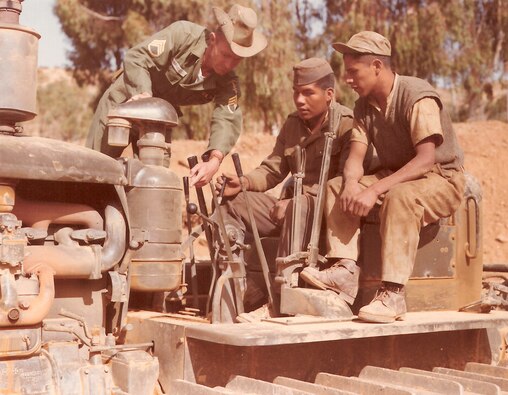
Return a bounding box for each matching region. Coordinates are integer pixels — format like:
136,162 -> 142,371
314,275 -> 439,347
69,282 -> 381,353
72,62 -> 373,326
358,282 -> 407,323
300,259 -> 360,305
236,303 -> 274,323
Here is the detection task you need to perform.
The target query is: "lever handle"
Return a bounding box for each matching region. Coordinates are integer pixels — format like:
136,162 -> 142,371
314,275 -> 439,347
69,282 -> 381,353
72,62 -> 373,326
187,155 -> 198,169
232,153 -> 243,178
183,176 -> 190,201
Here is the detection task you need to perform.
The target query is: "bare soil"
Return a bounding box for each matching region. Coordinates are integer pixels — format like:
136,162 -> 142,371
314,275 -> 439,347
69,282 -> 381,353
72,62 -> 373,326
171,120 -> 508,264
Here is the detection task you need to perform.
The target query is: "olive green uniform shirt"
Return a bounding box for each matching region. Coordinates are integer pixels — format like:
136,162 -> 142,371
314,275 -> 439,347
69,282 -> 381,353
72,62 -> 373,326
86,21 -> 241,158
245,101 -> 354,194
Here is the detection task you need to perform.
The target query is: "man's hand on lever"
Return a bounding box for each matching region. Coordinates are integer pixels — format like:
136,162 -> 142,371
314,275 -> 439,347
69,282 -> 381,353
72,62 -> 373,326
189,150 -> 224,188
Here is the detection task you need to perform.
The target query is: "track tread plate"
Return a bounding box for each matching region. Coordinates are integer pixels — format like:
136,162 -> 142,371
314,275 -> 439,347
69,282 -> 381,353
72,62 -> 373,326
401,367 -> 501,395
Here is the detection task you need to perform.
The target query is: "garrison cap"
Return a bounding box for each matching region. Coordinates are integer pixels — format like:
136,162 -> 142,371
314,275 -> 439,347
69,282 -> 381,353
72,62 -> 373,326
332,31 -> 391,57
293,58 -> 333,86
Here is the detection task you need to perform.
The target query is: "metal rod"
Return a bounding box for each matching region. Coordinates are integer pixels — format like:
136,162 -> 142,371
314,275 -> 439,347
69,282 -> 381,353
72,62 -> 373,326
208,181 -> 245,317
232,153 -> 275,308
307,104 -> 341,267
291,145 -> 305,255
184,176 -> 199,309
187,156 -> 214,260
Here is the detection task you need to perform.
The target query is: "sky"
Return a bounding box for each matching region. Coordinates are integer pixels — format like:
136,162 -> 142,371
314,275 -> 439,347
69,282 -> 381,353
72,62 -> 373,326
20,0 -> 70,67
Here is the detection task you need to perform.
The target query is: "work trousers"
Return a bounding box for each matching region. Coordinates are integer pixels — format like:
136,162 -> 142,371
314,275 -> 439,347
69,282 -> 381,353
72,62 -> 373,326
325,167 -> 465,285
221,191 -> 316,258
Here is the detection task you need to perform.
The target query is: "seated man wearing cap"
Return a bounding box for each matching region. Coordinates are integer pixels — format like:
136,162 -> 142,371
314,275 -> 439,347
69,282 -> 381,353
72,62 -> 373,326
86,4 -> 267,188
301,31 -> 464,323
217,58 -> 356,317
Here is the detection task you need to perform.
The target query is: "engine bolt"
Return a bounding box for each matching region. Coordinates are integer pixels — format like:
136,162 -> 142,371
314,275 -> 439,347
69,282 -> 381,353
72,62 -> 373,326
7,308 -> 20,322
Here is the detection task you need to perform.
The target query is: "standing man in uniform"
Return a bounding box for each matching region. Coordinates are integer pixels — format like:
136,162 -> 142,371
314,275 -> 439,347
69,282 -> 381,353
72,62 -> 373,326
301,32 -> 465,323
86,4 -> 267,188
217,58 -> 359,315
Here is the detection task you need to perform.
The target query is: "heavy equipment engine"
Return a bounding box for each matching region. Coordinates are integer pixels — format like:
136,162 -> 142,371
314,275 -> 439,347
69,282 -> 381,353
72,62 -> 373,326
2,2 -> 508,394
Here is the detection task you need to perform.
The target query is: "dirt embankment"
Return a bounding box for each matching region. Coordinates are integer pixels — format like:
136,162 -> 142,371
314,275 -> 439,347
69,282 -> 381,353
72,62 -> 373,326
171,120 -> 508,264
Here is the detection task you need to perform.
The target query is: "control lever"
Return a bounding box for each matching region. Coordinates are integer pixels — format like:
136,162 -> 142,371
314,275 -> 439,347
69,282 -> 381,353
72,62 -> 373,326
184,176 -> 199,309
232,153 -> 275,309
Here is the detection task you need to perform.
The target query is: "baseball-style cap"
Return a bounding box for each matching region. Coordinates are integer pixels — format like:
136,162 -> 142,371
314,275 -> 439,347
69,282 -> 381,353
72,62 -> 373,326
293,58 -> 333,86
332,31 -> 391,56
213,4 -> 267,58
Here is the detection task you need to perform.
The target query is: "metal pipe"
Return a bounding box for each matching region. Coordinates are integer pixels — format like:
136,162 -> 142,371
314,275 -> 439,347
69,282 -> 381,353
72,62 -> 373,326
0,266 -> 55,327
24,245 -> 99,279
100,203 -> 127,272
13,197 -> 104,231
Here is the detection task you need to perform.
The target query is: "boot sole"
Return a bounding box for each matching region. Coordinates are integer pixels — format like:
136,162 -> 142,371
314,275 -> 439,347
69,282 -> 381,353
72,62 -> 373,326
357,310 -> 406,324
300,271 -> 355,305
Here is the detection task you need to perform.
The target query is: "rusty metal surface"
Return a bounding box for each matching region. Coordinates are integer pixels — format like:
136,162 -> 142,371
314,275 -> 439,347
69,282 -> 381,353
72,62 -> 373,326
127,310 -> 502,390
125,312 -> 187,394
0,135 -> 127,184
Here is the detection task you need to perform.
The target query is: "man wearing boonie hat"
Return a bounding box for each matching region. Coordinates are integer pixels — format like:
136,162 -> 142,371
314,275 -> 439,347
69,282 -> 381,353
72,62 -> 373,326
301,31 -> 465,324
216,57 -> 368,321
86,4 -> 267,188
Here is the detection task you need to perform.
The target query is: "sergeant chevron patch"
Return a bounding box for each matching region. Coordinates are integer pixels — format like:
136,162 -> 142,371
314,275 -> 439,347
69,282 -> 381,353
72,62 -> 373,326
148,39 -> 166,57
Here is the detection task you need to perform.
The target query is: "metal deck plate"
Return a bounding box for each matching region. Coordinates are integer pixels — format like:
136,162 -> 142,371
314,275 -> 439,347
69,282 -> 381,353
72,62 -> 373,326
127,310 -> 508,347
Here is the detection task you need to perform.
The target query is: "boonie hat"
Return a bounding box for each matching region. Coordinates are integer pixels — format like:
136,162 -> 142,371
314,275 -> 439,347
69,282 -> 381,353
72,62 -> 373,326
213,4 -> 267,58
293,58 -> 333,86
332,31 -> 391,56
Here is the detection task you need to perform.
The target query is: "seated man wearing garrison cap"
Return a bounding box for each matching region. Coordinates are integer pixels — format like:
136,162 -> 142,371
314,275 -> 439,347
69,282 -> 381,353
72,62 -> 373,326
87,4 -> 267,188
301,31 -> 465,323
216,58 -> 356,320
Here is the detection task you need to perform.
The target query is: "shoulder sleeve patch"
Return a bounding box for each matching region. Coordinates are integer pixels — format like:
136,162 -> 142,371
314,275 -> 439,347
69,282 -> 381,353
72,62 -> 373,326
148,39 -> 166,57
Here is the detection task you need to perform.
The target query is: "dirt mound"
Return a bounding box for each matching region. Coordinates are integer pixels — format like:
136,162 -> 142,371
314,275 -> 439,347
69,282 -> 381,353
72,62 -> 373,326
172,120 -> 508,264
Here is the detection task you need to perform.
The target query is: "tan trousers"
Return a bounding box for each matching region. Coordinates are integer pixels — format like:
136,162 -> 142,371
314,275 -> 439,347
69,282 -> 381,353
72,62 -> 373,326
325,167 -> 465,285
222,191 -> 316,257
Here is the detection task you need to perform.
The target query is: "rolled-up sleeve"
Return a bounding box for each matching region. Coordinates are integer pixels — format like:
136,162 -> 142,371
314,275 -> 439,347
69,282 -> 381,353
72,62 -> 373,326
350,119 -> 370,146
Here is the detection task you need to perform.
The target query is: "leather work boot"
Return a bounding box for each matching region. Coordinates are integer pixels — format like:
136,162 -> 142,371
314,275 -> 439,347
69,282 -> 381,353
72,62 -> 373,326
299,259 -> 360,305
236,303 -> 274,323
358,283 -> 407,323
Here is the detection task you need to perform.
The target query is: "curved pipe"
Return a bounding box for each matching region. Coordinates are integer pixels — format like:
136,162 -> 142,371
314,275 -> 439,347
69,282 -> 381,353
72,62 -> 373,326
13,197 -> 103,231
0,266 -> 55,327
101,203 -> 127,271
24,245 -> 98,278
23,204 -> 127,277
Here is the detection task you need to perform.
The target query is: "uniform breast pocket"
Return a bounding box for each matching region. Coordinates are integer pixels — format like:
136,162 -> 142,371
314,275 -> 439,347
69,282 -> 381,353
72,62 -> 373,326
164,57 -> 188,85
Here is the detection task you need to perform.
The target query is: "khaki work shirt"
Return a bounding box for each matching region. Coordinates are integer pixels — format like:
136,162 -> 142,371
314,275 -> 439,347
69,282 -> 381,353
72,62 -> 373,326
245,101 -> 354,194
101,21 -> 241,156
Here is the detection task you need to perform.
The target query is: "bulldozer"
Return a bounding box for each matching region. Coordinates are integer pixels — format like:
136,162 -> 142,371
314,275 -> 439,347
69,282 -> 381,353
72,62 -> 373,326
1,2 -> 508,393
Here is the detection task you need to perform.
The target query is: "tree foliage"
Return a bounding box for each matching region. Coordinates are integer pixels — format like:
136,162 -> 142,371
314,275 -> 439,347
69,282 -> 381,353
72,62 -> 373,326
54,0 -> 298,136
52,0 -> 507,140
324,0 -> 508,118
